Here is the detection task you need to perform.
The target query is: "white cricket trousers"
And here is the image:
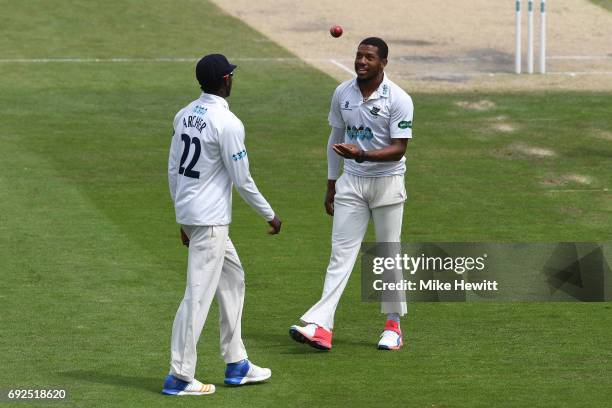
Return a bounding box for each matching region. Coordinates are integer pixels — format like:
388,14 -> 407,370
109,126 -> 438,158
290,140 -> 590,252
169,224 -> 248,382
301,173 -> 408,331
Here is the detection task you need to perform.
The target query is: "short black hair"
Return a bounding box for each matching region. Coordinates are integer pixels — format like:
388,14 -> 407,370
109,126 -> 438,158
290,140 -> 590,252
359,37 -> 389,59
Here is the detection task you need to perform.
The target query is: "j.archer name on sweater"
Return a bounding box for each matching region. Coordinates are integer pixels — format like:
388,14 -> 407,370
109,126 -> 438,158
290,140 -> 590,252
183,116 -> 207,133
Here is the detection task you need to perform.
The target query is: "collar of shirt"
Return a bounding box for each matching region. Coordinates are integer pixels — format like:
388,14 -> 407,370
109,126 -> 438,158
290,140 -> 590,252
351,73 -> 391,101
199,92 -> 229,110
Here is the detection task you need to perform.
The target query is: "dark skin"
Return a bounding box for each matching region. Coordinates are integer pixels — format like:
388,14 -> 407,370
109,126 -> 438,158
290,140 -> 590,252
181,73 -> 282,246
324,44 -> 409,216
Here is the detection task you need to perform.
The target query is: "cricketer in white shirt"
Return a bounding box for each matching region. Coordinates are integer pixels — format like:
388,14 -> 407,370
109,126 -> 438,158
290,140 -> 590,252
299,73 -> 412,329
166,88 -> 278,385
327,74 -> 413,179
168,93 -> 275,225
291,37 -> 412,352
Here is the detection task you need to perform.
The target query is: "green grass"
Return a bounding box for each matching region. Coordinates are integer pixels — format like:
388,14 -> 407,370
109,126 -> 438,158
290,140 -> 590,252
1,1 -> 612,407
590,0 -> 612,12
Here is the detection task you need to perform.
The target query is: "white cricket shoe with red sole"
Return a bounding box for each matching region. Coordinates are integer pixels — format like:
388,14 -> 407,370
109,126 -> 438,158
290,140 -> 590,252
289,323 -> 333,351
377,320 -> 403,350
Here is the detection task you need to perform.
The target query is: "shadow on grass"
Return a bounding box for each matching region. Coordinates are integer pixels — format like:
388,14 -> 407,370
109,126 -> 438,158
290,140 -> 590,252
246,332 -> 327,355
246,331 -> 375,354
60,370 -> 163,395
221,380 -> 269,389
62,369 -> 272,393
333,337 -> 380,350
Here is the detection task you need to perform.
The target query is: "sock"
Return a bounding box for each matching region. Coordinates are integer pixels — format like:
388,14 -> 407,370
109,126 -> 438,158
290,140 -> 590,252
387,313 -> 400,325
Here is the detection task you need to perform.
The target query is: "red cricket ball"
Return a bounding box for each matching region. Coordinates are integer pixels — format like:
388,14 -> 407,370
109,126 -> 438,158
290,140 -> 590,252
330,25 -> 343,38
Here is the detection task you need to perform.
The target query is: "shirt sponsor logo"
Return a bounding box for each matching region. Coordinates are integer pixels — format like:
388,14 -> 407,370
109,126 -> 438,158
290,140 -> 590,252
369,106 -> 380,117
232,150 -> 247,161
346,125 -> 374,140
341,100 -> 352,111
193,105 -> 207,116
381,84 -> 389,97
398,120 -> 412,129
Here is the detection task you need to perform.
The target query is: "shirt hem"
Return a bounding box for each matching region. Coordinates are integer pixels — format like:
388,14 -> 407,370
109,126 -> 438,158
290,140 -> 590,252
343,169 -> 406,178
177,220 -> 232,226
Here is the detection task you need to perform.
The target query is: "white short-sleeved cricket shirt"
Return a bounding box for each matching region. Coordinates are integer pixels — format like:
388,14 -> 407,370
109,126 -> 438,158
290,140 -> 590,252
328,74 -> 413,177
168,93 -> 275,226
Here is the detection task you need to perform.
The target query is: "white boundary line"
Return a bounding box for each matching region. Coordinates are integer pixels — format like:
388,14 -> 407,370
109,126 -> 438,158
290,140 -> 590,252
458,55 -> 612,62
411,71 -> 612,77
2,57 -> 612,77
548,55 -> 612,60
547,71 -> 612,76
1,55 -> 611,64
0,57 -> 306,63
0,57 -> 194,63
328,59 -> 357,77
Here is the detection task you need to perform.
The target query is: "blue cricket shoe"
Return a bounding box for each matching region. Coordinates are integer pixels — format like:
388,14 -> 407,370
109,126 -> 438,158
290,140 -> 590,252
224,359 -> 272,386
162,374 -> 215,396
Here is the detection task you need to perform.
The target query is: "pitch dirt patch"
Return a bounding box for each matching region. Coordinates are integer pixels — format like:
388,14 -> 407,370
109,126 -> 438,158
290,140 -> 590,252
510,143 -> 557,158
456,100 -> 496,111
487,115 -> 517,133
562,174 -> 594,185
492,123 -> 516,133
494,143 -> 557,159
591,129 -> 612,141
211,0 -> 612,92
540,173 -> 594,186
